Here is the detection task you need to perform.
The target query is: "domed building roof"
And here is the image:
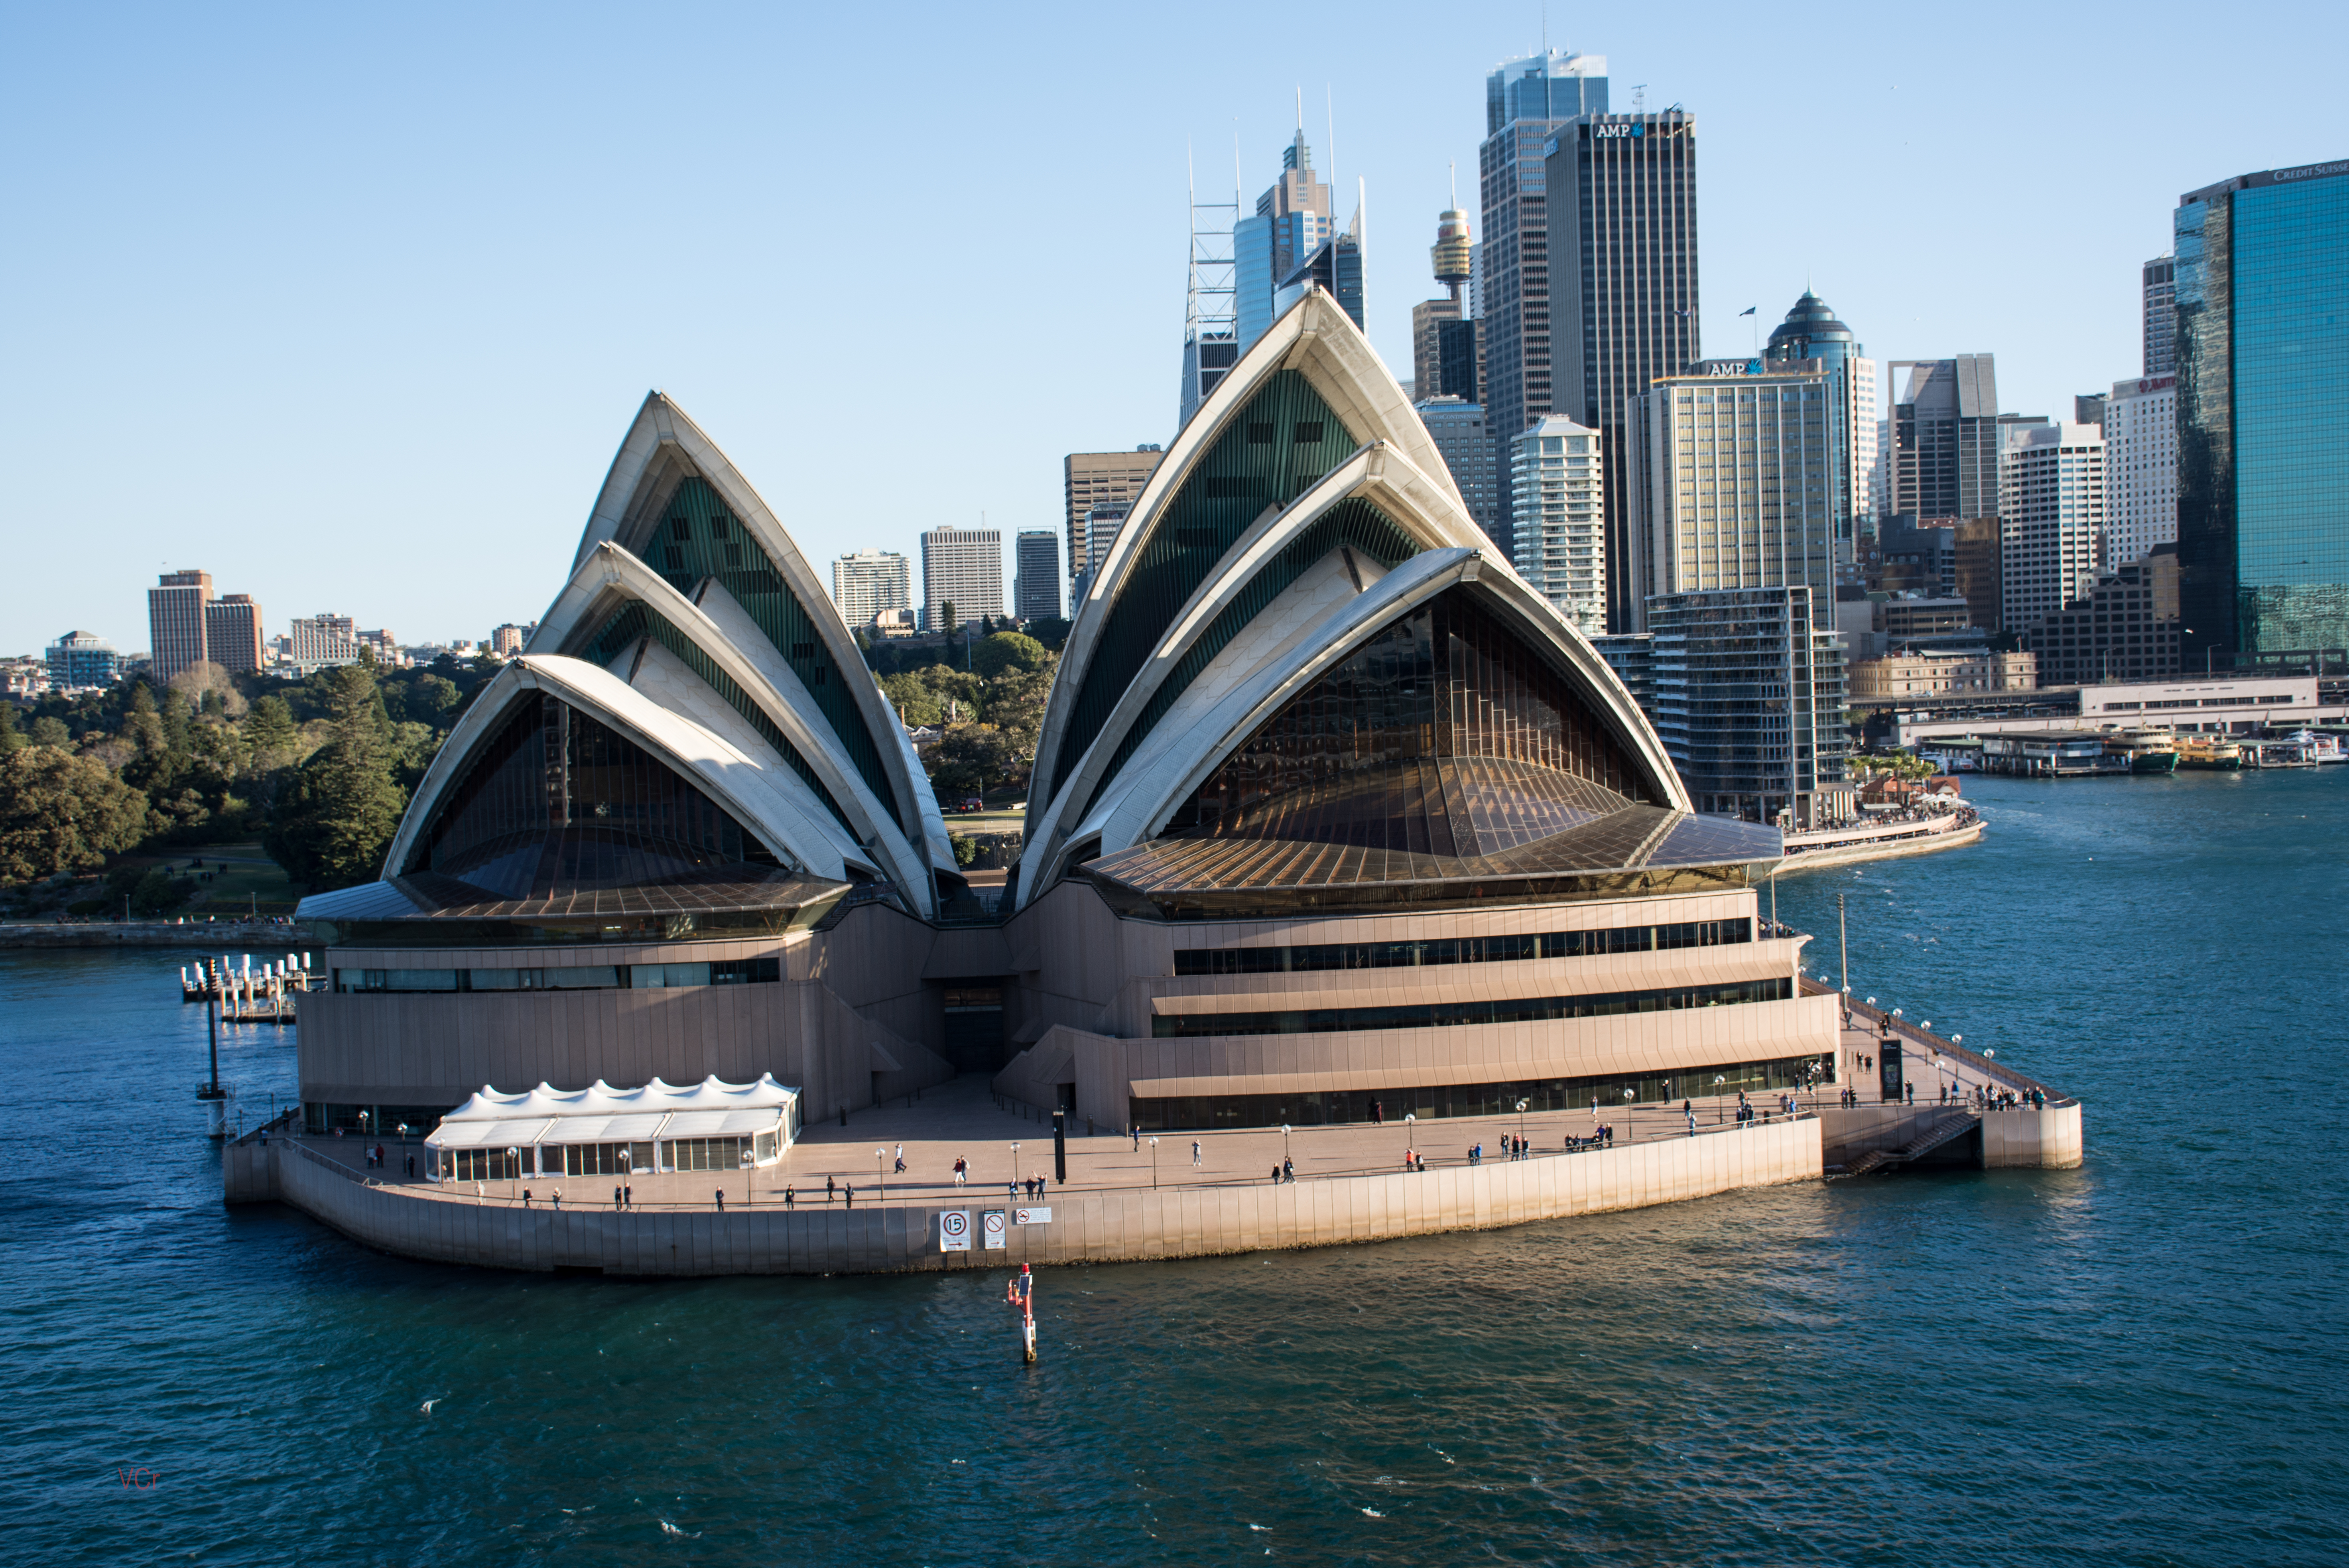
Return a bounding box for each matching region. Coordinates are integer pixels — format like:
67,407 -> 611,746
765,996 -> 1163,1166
1765,290 -> 1859,360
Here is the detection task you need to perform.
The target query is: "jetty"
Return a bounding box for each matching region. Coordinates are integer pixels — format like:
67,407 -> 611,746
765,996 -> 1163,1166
183,953 -> 316,1024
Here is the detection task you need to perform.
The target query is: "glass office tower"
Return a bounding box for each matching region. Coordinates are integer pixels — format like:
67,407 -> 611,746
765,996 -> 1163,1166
2176,158 -> 2349,664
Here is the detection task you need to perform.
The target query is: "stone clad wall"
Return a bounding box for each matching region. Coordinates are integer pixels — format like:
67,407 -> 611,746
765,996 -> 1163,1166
259,1116 -> 1823,1276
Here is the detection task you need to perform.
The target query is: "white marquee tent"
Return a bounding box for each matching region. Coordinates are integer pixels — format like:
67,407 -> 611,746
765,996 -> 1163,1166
424,1074 -> 801,1181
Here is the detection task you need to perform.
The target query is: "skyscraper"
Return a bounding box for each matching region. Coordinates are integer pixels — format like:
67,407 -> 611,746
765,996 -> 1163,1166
1544,106 -> 1701,631
288,613 -> 361,668
1276,228 -> 1363,329
1508,415 -> 1607,634
1625,361 -> 1843,629
146,569 -> 212,684
1415,396 -> 1500,552
2105,375 -> 2177,568
2142,254 -> 2177,378
1477,48 -> 1608,562
1885,357 -> 2003,523
204,593 -> 265,674
1764,291 -> 1878,558
920,524 -> 1003,629
1013,532 -> 1061,622
2176,157 -> 2349,664
2000,423 -> 2107,634
1234,128 -> 1335,357
1063,448 -> 1164,585
830,549 -> 912,626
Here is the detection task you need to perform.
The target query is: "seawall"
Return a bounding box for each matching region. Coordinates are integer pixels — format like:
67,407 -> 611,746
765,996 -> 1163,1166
240,1117 -> 1825,1276
0,920 -> 317,950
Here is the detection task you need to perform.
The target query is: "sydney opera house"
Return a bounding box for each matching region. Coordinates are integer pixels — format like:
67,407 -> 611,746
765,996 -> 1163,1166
297,288 -> 1841,1141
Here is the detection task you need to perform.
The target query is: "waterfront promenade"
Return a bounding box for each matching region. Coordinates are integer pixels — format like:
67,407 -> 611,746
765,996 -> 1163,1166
227,1078 -> 1829,1275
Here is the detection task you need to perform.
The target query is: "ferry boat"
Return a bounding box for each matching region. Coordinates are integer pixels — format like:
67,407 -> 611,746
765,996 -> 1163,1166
2175,735 -> 2244,770
2105,729 -> 2180,774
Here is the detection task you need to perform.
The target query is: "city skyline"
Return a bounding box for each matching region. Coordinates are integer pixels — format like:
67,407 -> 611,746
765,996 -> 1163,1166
4,3 -> 2338,654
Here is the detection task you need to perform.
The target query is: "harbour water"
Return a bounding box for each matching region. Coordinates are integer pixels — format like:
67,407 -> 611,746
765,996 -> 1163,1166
3,768 -> 2344,1566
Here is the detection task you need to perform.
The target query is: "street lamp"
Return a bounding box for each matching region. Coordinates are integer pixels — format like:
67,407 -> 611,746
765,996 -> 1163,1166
1713,1075 -> 1726,1123
1280,1124 -> 1292,1181
1402,1112 -> 1416,1165
875,1146 -> 886,1202
1010,1141 -> 1020,1197
505,1144 -> 520,1206
1148,1135 -> 1159,1189
1515,1099 -> 1529,1152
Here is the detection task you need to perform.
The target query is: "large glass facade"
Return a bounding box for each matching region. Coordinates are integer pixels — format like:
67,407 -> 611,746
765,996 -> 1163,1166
626,477 -> 900,819
1048,370 -> 1362,803
1152,975 -> 1791,1038
2232,175 -> 2349,654
412,694 -> 780,900
1129,1050 -> 1832,1134
1166,586 -> 1646,856
2178,163 -> 2349,662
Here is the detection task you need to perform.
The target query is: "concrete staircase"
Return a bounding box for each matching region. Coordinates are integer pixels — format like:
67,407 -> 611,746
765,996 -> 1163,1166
1837,1112 -> 1980,1178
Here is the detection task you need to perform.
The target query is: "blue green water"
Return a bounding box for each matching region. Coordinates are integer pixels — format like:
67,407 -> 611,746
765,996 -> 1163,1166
4,769 -> 2345,1566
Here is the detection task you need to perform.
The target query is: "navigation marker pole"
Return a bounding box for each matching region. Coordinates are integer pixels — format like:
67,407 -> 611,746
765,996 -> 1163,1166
1007,1263 -> 1037,1364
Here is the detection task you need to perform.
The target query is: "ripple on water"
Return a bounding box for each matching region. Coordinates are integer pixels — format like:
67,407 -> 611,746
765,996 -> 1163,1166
3,771 -> 2347,1566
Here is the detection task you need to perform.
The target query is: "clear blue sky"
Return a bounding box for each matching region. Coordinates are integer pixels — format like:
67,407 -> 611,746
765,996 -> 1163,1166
3,1 -> 2340,656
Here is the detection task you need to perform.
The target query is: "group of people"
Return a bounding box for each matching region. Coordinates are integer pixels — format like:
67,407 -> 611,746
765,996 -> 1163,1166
1466,1134 -> 1542,1165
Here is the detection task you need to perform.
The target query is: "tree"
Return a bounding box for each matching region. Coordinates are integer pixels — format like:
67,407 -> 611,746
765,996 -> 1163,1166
931,723 -> 1017,800
979,664 -> 1052,769
262,664 -> 408,892
29,716 -> 71,750
970,631 -> 1048,681
879,673 -> 945,727
939,599 -> 959,639
0,746 -> 150,882
0,705 -> 20,755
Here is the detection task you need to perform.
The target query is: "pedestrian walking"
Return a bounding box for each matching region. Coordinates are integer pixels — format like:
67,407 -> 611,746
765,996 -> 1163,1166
785,1184 -> 795,1205
1132,1126 -> 1140,1150
552,1189 -> 562,1211
624,1184 -> 632,1208
954,1156 -> 967,1186
1191,1140 -> 1201,1167
1282,1157 -> 1294,1183
1371,1100 -> 1384,1126
715,1190 -> 724,1211
845,1184 -> 854,1208
827,1175 -> 837,1203
613,1185 -> 622,1209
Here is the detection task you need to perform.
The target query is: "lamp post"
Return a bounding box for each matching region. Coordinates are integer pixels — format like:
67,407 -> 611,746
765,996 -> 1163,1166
1280,1124 -> 1291,1181
1402,1112 -> 1415,1166
876,1146 -> 886,1202
1515,1099 -> 1529,1153
1713,1075 -> 1726,1123
1148,1135 -> 1159,1189
506,1145 -> 520,1206
1010,1141 -> 1020,1198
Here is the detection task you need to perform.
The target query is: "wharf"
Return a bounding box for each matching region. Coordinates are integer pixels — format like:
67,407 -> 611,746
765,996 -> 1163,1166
227,1075 -> 1827,1276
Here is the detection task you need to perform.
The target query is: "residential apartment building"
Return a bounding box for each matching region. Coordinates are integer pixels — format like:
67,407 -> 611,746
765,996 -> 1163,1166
488,622 -> 538,658
1646,586 -> 1848,830
920,524 -> 1003,629
204,594 -> 265,674
2000,424 -> 2107,634
830,549 -> 913,627
1414,396 -> 1501,552
1063,448 -> 1164,584
2105,375 -> 2177,568
289,613 -> 361,668
45,630 -> 122,691
1508,415 -> 1606,635
146,569 -> 213,684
